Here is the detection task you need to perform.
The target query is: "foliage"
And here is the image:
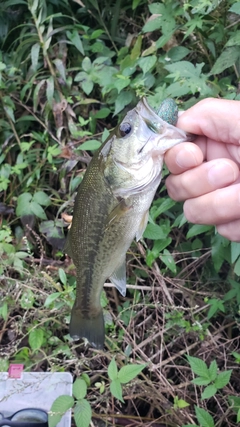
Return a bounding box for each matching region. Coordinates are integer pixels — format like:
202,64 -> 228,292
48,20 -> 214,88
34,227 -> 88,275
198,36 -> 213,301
1,0 -> 240,426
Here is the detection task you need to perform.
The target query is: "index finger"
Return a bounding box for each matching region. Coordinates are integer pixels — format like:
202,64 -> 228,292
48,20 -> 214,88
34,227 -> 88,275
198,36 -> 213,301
177,98 -> 240,145
164,142 -> 203,174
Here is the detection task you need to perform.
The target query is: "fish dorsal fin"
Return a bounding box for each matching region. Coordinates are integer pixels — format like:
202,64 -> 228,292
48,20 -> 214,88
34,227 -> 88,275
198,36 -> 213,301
136,210 -> 149,242
110,260 -> 126,297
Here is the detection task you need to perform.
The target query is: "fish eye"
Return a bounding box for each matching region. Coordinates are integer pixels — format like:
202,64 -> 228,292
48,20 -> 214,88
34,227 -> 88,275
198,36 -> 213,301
119,122 -> 132,137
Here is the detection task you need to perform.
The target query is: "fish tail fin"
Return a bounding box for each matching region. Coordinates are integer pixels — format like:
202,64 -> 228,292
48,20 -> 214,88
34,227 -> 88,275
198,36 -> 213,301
70,305 -> 105,350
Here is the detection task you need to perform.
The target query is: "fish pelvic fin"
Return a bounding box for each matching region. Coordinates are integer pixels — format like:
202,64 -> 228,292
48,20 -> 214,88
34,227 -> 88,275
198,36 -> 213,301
110,259 -> 126,297
70,305 -> 105,350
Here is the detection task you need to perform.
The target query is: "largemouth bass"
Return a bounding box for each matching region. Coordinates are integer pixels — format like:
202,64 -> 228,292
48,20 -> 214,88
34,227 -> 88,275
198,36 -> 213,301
65,98 -> 190,349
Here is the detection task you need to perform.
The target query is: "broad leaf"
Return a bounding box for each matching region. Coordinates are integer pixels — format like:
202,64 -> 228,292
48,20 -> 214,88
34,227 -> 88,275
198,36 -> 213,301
210,47 -> 240,75
214,370 -> 232,389
108,358 -> 118,381
186,356 -> 209,378
143,223 -> 168,240
73,379 -> 87,400
110,379 -> 124,402
118,363 -> 146,384
79,140 -> 101,151
195,406 -> 214,427
49,395 -> 74,427
74,399 -> 92,427
201,385 -> 217,400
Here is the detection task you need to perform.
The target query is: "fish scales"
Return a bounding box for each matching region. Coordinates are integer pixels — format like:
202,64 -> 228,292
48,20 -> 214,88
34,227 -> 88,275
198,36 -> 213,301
65,97 -> 192,349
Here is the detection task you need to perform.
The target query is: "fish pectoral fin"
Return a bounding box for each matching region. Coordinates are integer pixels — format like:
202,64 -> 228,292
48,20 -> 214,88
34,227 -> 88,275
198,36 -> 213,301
105,198 -> 132,230
136,210 -> 149,241
110,260 -> 127,297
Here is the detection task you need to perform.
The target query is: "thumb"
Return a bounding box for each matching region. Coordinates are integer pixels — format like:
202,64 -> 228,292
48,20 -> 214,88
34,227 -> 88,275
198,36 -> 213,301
177,98 -> 240,146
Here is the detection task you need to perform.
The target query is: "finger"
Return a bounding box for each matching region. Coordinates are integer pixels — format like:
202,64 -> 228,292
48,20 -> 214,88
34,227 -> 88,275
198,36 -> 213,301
183,183 -> 240,225
217,220 -> 240,242
206,139 -> 240,165
166,159 -> 239,201
164,142 -> 204,174
177,98 -> 240,145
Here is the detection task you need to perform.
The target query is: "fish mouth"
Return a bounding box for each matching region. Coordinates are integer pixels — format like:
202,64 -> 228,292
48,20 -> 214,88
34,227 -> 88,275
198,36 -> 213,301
136,97 -> 166,133
136,97 -> 194,149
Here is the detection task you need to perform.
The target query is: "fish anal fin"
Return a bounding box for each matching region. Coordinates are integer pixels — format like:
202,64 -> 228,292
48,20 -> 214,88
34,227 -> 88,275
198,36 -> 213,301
136,210 -> 149,241
110,260 -> 126,297
70,304 -> 105,349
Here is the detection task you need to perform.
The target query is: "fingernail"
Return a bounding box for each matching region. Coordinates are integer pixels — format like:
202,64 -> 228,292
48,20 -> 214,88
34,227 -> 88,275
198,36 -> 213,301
176,145 -> 199,168
208,161 -> 238,186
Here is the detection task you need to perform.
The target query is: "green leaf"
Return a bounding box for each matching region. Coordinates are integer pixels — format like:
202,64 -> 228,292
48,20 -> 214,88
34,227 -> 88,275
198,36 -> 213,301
138,55 -> 157,74
67,29 -> 85,55
207,299 -> 225,319
176,399 -> 189,409
195,406 -> 214,427
118,363 -> 146,384
192,377 -> 212,386
30,201 -> 47,219
214,370 -> 232,389
33,79 -> 46,112
46,76 -> 54,107
231,241 -> 240,263
229,3 -> 240,15
110,378 -> 124,402
233,256 -> 240,276
143,223 -> 168,240
58,268 -> 67,286
151,198 -> 176,219
108,357 -> 118,380
73,378 -> 87,400
208,360 -> 218,382
78,140 -> 101,151
0,358 -> 9,372
186,356 -> 210,378
82,57 -> 92,72
81,373 -> 91,387
160,249 -> 177,274
20,289 -> 35,309
210,47 -> 240,75
29,328 -> 44,351
74,399 -> 92,427
16,193 -> 32,217
44,292 -> 60,307
149,2 -> 165,14
142,16 -> 162,33
0,302 -> 8,321
114,91 -> 133,116
237,408 -> 240,423
165,61 -> 203,78
93,108 -> 110,119
33,191 -> 50,206
49,395 -> 74,427
228,395 -> 240,412
167,46 -> 190,62
186,224 -> 213,239
132,0 -> 141,9
225,31 -> 240,47
31,43 -> 40,72
201,385 -> 217,400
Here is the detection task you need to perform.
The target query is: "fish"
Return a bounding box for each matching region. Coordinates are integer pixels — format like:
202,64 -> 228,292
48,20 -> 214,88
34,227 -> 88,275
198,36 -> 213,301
65,97 -> 191,349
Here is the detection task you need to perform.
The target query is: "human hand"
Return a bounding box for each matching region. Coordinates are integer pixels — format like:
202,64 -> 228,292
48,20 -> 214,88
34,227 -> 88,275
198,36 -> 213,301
165,98 -> 240,241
